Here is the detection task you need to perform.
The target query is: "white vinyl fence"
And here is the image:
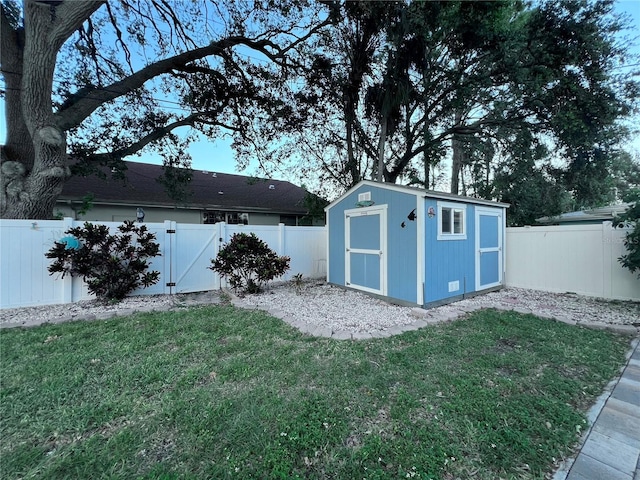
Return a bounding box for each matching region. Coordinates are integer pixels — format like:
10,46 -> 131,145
505,223 -> 639,301
0,218 -> 327,309
2,218 -> 637,310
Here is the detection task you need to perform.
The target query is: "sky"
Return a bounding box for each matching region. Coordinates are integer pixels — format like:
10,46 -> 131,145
1,0 -> 639,182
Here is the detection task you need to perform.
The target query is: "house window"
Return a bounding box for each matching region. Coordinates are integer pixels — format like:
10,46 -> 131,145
279,215 -> 298,226
437,202 -> 466,240
203,211 -> 225,224
203,211 -> 248,225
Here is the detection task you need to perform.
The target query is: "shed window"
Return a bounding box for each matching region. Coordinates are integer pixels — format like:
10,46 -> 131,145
437,202 -> 467,240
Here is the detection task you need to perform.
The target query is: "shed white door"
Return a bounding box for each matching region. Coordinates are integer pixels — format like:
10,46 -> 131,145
475,208 -> 503,290
345,206 -> 387,295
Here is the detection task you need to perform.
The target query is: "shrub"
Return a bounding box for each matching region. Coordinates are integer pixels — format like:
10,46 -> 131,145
209,233 -> 290,294
46,221 -> 161,302
613,190 -> 640,277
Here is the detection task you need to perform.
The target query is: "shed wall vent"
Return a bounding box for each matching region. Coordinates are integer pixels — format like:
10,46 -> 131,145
358,192 -> 371,202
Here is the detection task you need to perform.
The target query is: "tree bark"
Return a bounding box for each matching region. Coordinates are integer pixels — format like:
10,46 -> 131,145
1,0 -> 317,219
375,115 -> 387,182
344,102 -> 360,187
450,110 -> 464,195
1,0 -> 105,219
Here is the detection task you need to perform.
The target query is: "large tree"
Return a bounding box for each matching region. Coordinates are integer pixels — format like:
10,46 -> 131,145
242,0 -> 637,210
1,0 -> 327,219
229,0 -> 395,194
370,0 -> 636,199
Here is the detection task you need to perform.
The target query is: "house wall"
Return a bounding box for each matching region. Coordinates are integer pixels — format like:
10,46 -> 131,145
327,184 -> 419,304
423,199 -> 477,304
55,204 -> 203,223
54,203 -> 297,225
249,213 -> 281,225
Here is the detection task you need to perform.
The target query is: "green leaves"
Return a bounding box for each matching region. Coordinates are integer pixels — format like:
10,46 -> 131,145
45,221 -> 161,302
613,190 -> 640,277
209,233 -> 290,294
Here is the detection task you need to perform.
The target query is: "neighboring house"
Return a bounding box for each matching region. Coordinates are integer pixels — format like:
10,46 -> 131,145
536,203 -> 631,225
55,161 -> 324,225
325,180 -> 508,308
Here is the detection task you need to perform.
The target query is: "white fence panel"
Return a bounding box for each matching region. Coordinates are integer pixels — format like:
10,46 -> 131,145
173,222 -> 220,293
1,219 -> 71,308
284,227 -> 327,280
1,219 -> 327,309
505,223 -> 639,301
225,224 -> 281,251
222,223 -> 327,281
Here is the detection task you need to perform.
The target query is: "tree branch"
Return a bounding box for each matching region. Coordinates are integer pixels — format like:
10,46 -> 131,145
55,35 -> 297,131
84,111 -> 241,164
48,0 -> 105,50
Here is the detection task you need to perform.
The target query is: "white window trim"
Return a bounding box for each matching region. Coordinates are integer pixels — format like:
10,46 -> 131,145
437,201 -> 467,240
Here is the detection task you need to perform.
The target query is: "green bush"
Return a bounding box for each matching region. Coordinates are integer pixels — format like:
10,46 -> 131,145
209,233 -> 290,294
45,221 -> 161,302
613,190 -> 640,277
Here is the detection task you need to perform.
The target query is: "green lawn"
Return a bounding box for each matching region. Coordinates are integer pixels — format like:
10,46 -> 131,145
0,306 -> 631,479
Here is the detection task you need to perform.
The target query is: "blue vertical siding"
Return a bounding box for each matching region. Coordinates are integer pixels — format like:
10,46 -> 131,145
327,184 -> 418,304
423,199 -> 477,303
329,182 -> 505,308
327,199 -> 346,286
384,189 -> 418,304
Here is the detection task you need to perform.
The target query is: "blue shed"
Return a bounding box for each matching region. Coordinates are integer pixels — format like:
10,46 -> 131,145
325,180 -> 509,308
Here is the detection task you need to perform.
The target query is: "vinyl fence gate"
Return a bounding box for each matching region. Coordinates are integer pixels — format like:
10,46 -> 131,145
0,219 -> 327,309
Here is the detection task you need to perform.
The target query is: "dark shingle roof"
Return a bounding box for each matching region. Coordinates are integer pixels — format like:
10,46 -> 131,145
59,161 -> 309,214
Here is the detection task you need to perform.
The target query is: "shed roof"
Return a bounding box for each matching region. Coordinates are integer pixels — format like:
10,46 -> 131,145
325,180 -> 510,211
59,161 -> 310,214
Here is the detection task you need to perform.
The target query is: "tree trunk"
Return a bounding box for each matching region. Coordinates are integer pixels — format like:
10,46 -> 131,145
376,115 -> 387,182
424,159 -> 430,190
344,104 -> 360,187
450,110 -> 464,195
1,1 -> 104,219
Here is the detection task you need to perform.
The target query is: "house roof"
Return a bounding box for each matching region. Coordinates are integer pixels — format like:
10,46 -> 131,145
536,203 -> 631,224
59,161 -> 310,214
325,180 -> 510,211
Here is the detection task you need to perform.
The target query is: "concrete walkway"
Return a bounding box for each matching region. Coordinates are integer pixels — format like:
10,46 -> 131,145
554,339 -> 640,480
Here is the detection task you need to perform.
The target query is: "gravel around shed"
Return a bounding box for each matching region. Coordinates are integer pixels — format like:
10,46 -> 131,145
2,282 -> 638,336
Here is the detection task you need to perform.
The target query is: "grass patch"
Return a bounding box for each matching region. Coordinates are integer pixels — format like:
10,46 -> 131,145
0,306 -> 630,479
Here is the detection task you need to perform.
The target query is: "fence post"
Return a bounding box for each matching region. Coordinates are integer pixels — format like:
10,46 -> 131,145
62,217 -> 74,303
218,222 -> 226,289
278,223 -> 285,256
163,220 -> 176,294
602,221 -> 613,299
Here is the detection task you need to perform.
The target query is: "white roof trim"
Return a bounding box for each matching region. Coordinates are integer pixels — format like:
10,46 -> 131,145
325,180 -> 509,211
